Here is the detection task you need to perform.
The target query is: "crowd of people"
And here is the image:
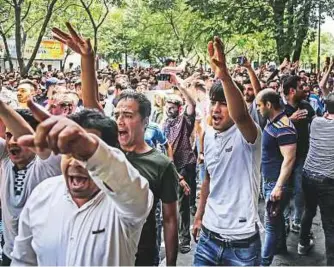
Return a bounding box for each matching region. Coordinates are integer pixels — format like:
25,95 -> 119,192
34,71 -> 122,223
0,22 -> 333,266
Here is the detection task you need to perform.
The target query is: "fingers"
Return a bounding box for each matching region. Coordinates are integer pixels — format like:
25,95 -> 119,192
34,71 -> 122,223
27,99 -> 51,122
47,121 -> 68,154
213,37 -> 224,63
34,117 -> 58,149
66,22 -> 83,43
53,35 -> 68,45
52,27 -> 71,43
17,135 -> 35,148
56,127 -> 80,154
192,228 -> 198,242
207,41 -> 214,58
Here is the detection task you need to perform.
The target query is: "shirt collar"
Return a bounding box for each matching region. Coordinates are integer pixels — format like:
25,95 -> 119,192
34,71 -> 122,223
269,111 -> 285,124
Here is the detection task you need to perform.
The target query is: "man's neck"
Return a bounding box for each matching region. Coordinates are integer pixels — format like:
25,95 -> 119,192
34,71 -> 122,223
269,109 -> 283,121
287,98 -> 298,108
246,101 -> 253,108
121,140 -> 152,154
18,102 -> 28,109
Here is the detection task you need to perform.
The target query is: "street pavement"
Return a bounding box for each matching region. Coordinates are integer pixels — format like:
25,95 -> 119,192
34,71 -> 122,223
160,199 -> 327,266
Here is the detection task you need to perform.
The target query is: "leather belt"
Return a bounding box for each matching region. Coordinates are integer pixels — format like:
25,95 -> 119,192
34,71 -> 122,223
201,225 -> 259,248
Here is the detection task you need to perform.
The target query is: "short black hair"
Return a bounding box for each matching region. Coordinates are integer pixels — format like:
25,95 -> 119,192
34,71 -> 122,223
117,89 -> 151,119
165,58 -> 176,66
325,93 -> 334,114
68,109 -> 119,148
259,90 -> 281,110
243,78 -> 251,85
283,75 -> 300,95
209,81 -> 226,102
15,109 -> 39,130
19,79 -> 37,91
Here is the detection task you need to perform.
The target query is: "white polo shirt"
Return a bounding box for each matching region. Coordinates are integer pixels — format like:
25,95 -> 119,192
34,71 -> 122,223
203,124 -> 262,239
0,138 -> 62,258
11,139 -> 154,266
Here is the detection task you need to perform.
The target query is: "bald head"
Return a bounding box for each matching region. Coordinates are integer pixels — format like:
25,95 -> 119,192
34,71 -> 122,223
256,88 -> 281,110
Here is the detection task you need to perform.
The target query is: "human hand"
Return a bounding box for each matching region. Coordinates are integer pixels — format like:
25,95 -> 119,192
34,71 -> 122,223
270,185 -> 283,202
208,36 -> 227,78
192,216 -> 202,243
290,109 -> 307,122
179,177 -> 190,196
17,99 -> 98,160
52,22 -> 93,57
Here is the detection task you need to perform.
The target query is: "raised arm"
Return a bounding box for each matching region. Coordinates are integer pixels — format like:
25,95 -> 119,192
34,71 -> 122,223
17,100 -> 153,221
0,100 -> 34,137
170,73 -> 196,116
52,22 -> 103,112
319,57 -> 334,97
243,57 -> 262,95
209,37 -> 258,143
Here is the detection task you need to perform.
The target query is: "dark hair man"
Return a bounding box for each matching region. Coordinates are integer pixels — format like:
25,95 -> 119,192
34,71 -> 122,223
17,80 -> 37,109
11,102 -> 153,265
115,90 -> 179,266
193,37 -> 262,266
0,101 -> 62,265
283,75 -> 315,234
163,73 -> 197,254
298,93 -> 334,265
52,23 -> 179,266
256,89 -> 297,265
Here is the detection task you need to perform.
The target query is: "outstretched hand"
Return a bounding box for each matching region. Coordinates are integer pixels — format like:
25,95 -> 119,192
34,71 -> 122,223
17,100 -> 98,161
208,36 -> 227,79
52,22 -> 93,56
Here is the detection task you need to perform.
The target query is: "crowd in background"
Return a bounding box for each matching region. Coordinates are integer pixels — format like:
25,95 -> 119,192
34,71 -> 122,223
0,24 -> 333,267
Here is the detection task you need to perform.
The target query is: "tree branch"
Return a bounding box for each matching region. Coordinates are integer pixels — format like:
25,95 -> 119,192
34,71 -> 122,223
21,1 -> 31,22
96,0 -> 109,29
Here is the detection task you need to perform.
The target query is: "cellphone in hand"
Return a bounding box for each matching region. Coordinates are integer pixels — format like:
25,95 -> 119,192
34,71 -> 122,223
237,56 -> 246,66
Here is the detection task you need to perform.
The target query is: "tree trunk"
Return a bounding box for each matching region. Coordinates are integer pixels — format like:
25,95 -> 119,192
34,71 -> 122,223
14,2 -> 24,75
61,50 -> 71,72
23,0 -> 58,76
0,31 -> 13,72
94,28 -> 99,70
271,0 -> 289,62
292,0 -> 312,61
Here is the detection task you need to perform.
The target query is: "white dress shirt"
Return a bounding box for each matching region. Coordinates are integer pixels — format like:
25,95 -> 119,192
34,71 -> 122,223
11,139 -> 154,266
0,138 -> 62,258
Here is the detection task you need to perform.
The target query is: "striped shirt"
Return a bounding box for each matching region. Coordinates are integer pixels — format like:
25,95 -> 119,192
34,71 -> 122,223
303,117 -> 334,179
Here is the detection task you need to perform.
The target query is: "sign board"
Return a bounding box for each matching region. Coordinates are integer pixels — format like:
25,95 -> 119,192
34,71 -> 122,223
0,39 -> 64,60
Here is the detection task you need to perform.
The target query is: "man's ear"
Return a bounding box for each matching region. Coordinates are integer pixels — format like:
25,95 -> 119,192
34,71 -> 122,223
143,117 -> 149,128
266,101 -> 272,110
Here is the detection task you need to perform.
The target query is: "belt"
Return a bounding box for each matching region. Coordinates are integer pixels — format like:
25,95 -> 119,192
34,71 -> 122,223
201,225 -> 259,248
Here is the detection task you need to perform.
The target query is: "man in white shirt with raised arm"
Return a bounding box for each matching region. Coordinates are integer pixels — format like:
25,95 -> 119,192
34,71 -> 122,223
11,101 -> 153,266
192,37 -> 262,266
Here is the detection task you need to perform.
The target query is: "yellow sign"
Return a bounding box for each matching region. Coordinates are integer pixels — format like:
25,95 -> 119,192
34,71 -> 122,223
0,39 -> 64,60
25,40 -> 65,60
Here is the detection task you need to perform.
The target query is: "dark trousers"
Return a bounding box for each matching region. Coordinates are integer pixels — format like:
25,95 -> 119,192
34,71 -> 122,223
135,247 -> 155,266
1,235 -> 11,266
299,174 -> 334,266
1,254 -> 11,266
178,163 -> 196,245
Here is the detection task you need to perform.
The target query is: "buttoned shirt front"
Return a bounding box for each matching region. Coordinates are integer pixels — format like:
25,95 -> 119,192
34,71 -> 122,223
11,139 -> 153,266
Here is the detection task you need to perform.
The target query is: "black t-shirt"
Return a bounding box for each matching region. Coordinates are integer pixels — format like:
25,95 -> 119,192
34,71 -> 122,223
125,148 -> 178,251
285,100 -> 315,158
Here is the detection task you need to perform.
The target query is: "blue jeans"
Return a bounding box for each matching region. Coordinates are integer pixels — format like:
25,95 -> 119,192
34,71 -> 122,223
284,157 -> 305,225
196,137 -> 205,184
261,182 -> 290,266
193,229 -> 261,266
153,200 -> 162,266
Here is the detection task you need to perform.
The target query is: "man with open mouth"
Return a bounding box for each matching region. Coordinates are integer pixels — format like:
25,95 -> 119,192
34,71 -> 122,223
10,101 -> 153,266
0,101 -> 62,266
